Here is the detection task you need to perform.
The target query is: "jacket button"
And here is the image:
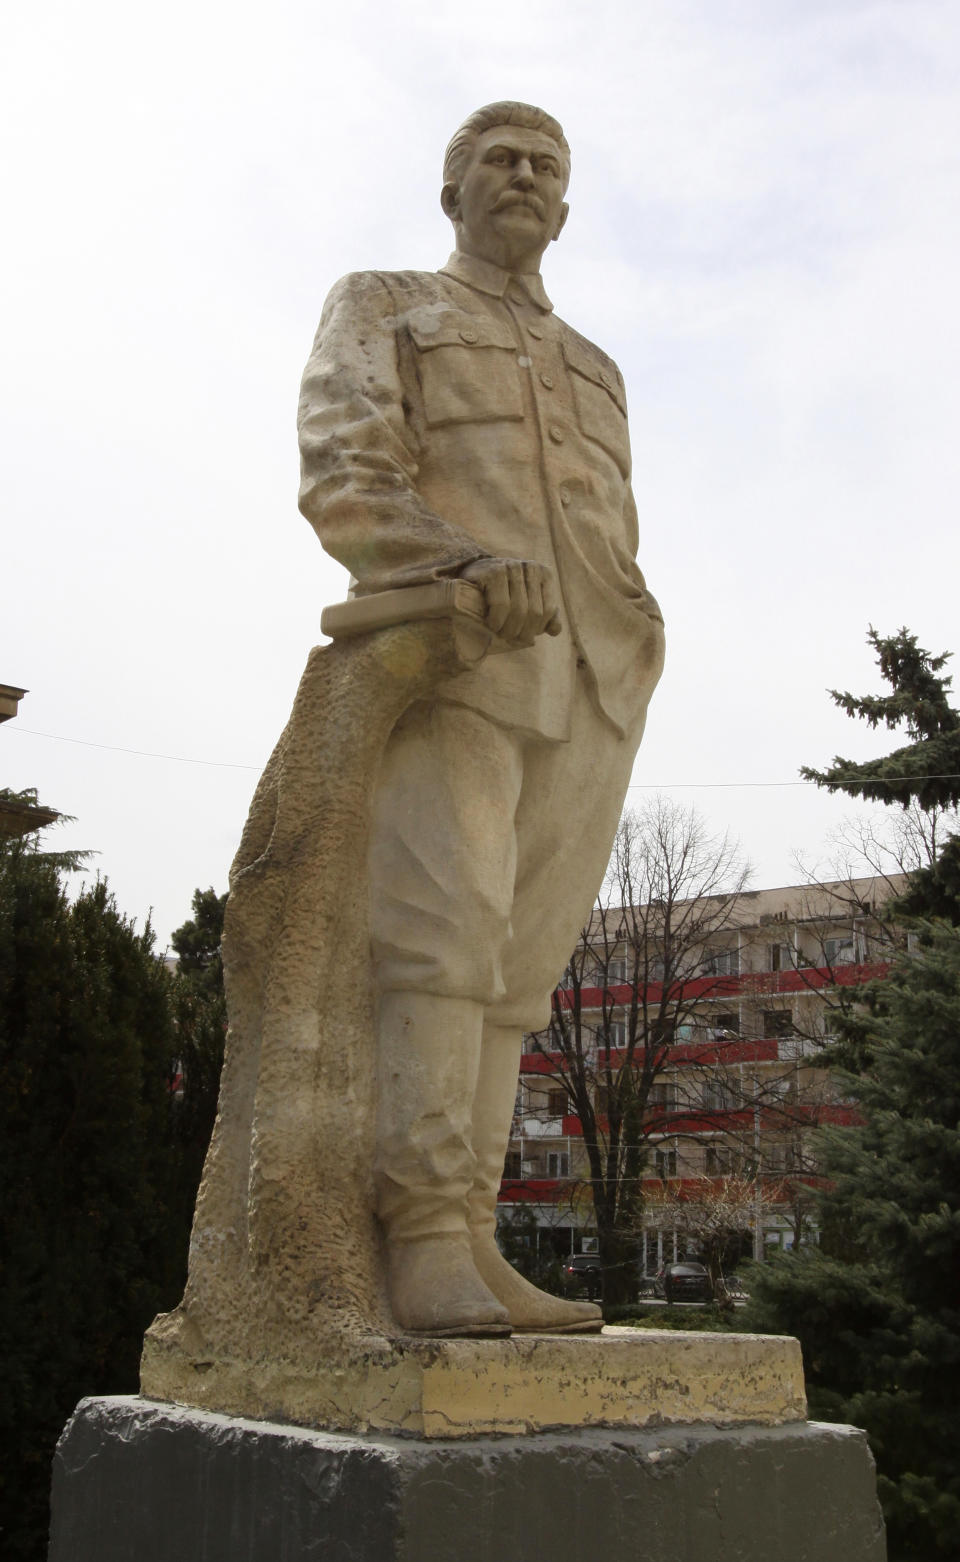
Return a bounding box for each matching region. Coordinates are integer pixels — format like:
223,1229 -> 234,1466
459,328 -> 479,343
508,290 -> 525,305
549,425 -> 565,444
559,485 -> 571,505
599,369 -> 612,387
540,373 -> 555,389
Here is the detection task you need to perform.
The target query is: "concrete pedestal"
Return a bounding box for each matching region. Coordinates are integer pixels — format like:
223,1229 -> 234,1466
49,1396 -> 886,1562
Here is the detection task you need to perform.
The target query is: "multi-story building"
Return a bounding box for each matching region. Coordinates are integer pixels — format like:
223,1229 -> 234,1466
498,874 -> 904,1273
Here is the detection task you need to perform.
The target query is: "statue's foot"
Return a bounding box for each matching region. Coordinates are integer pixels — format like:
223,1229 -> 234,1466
472,1239 -> 603,1333
387,1235 -> 512,1337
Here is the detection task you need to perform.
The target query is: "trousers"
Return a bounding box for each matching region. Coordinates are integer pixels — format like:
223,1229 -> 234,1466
369,686 -> 645,1032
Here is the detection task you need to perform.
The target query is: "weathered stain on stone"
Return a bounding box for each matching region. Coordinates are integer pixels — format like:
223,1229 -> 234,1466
141,1328 -> 805,1439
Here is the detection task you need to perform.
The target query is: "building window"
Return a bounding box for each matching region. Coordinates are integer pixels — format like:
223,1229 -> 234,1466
768,943 -> 793,972
763,1141 -> 802,1173
608,958 -> 627,983
824,936 -> 856,966
587,1020 -> 626,1056
713,1012 -> 740,1037
503,1151 -> 522,1179
547,1151 -> 570,1178
766,1074 -> 788,1101
705,1144 -> 738,1174
654,1144 -> 678,1179
702,1078 -> 739,1110
705,947 -> 739,977
762,1009 -> 794,1038
649,1081 -> 679,1110
546,1088 -> 567,1117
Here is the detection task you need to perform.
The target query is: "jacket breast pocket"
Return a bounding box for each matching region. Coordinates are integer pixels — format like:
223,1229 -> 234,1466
563,340 -> 631,476
407,313 -> 524,428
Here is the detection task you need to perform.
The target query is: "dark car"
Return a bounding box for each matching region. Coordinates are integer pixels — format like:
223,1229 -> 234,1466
561,1252 -> 602,1300
654,1261 -> 712,1303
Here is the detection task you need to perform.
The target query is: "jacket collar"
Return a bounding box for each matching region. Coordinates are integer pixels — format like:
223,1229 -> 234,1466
439,250 -> 554,313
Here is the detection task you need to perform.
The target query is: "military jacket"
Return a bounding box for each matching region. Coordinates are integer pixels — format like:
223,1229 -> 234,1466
298,250 -> 664,740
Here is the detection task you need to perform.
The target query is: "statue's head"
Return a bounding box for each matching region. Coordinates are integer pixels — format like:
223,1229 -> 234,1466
441,102 -> 570,274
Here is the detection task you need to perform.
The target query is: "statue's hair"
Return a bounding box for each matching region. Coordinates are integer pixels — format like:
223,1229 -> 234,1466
443,102 -> 570,192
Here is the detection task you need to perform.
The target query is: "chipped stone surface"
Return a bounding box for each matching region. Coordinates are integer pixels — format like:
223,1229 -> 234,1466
49,1396 -> 886,1562
142,1327 -> 806,1438
142,623 -> 466,1391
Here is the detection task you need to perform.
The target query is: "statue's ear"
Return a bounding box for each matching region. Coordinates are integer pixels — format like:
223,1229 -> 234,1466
440,182 -> 460,223
552,202 -> 569,243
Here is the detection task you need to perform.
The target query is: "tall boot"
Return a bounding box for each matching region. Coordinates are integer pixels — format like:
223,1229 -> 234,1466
468,1024 -> 603,1333
375,990 -> 511,1336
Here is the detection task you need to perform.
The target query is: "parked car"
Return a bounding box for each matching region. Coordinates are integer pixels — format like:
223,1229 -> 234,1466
653,1261 -> 712,1303
561,1252 -> 602,1300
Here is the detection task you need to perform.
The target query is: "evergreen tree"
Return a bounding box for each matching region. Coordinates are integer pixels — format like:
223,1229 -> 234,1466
170,885 -> 227,989
801,626 -> 960,813
802,626 -> 960,921
168,888 -> 228,1225
895,835 -> 960,925
744,925 -> 960,1560
748,629 -> 960,1559
0,819 -> 182,1561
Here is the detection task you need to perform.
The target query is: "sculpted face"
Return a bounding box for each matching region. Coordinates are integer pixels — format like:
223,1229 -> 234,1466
442,124 -> 569,274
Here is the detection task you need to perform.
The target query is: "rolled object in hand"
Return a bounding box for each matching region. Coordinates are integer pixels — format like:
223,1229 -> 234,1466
320,580 -> 487,640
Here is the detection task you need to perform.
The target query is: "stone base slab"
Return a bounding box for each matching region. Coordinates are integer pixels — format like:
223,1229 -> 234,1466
139,1325 -> 806,1437
49,1395 -> 886,1562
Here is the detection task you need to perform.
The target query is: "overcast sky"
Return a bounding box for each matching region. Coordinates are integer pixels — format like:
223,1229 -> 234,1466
3,0 -> 959,951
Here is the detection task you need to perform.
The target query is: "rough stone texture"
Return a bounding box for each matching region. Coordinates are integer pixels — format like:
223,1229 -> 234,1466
142,1326 -> 805,1439
143,618 -> 490,1391
49,1396 -> 887,1562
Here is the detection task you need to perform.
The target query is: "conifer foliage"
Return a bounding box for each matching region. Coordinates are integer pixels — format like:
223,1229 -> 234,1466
744,925 -> 960,1559
168,887 -> 228,1228
0,820 -> 185,1559
747,627 -> 960,1560
0,809 -> 232,1560
801,626 -> 960,813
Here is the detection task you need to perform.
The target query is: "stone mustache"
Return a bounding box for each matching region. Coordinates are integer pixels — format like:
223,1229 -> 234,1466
141,101 -> 664,1411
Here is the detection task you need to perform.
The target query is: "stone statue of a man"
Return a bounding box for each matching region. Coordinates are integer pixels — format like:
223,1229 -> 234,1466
297,101 -> 665,1336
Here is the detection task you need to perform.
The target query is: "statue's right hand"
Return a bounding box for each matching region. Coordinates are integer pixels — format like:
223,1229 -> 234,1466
460,558 -> 562,648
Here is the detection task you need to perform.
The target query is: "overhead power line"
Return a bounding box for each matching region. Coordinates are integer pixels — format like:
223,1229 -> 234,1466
629,774 -> 960,791
10,726 -> 260,771
9,724 -> 960,792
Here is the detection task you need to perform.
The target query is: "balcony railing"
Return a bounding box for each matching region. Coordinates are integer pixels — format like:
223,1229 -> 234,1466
516,1116 -> 565,1138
